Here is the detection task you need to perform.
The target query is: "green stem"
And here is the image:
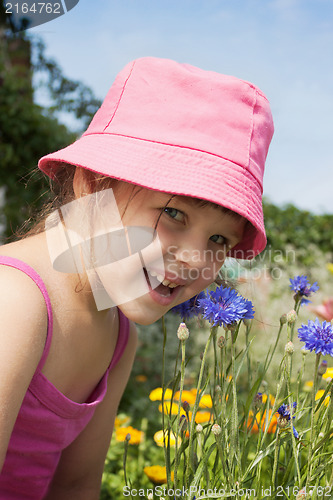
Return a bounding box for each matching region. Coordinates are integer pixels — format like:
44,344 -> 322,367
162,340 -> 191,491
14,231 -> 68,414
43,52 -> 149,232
245,324 -> 251,391
252,366 -> 285,489
306,353 -> 321,489
185,326 -> 216,486
123,438 -> 133,499
286,355 -> 301,486
173,340 -> 186,489
272,430 -> 281,492
230,327 -> 242,478
161,316 -> 172,488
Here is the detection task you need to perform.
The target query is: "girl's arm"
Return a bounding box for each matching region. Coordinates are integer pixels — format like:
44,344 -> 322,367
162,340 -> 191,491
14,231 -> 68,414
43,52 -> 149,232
0,266 -> 48,472
44,320 -> 138,500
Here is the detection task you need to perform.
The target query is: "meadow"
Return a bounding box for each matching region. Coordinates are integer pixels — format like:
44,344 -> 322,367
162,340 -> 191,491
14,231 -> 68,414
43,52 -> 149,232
100,244 -> 333,500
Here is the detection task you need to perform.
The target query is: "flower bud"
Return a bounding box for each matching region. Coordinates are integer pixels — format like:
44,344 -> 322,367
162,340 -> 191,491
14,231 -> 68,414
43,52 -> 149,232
147,494 -> 154,500
243,318 -> 252,327
296,488 -> 307,499
179,415 -> 188,432
196,423 -> 203,433
253,392 -> 263,408
177,322 -> 189,341
215,385 -> 222,394
211,423 -> 222,436
217,335 -> 226,348
318,360 -> 328,376
280,313 -> 287,325
125,433 -> 131,442
285,341 -> 295,355
277,416 -> 289,429
182,400 -> 190,413
287,310 -> 297,324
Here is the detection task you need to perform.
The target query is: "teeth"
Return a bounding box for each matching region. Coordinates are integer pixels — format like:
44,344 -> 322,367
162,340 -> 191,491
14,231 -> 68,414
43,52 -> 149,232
162,279 -> 179,288
147,269 -> 179,288
148,270 -> 164,282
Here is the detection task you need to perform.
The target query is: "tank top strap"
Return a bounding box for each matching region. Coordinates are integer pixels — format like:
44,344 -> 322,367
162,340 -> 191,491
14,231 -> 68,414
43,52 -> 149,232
0,256 -> 53,372
108,308 -> 130,372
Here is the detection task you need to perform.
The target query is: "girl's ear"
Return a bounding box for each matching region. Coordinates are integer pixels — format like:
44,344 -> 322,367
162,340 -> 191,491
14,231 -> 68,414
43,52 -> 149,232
73,167 -> 96,198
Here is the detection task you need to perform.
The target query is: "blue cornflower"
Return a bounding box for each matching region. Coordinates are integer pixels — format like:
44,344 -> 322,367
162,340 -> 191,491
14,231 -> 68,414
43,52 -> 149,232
198,285 -> 254,328
277,402 -> 299,438
297,319 -> 333,357
277,402 -> 297,420
171,291 -> 206,321
289,275 -> 319,305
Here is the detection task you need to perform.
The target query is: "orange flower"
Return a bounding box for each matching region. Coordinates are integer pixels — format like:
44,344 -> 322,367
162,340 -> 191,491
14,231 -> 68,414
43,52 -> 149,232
115,426 -> 144,444
247,410 -> 277,434
144,465 -> 174,485
135,374 -> 148,382
114,415 -> 131,428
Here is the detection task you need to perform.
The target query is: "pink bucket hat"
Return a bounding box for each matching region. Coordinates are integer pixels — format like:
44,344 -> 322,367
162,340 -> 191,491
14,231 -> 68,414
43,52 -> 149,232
39,57 -> 274,258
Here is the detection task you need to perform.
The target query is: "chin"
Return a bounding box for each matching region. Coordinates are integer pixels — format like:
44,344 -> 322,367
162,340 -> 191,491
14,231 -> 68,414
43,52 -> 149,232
116,303 -> 163,326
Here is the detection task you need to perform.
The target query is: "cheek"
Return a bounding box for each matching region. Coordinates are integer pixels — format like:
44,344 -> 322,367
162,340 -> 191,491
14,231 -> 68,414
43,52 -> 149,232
185,264 -> 221,287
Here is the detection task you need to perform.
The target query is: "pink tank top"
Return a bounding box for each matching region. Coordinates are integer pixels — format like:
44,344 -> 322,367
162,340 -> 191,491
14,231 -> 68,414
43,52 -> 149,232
0,256 -> 129,499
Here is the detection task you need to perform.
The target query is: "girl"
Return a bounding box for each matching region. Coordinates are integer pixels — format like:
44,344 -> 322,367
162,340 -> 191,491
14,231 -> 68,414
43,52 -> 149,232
0,56 -> 274,498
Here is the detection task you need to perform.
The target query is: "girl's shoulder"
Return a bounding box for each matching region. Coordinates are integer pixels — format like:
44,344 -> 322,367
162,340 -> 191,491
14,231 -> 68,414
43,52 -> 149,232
0,259 -> 48,340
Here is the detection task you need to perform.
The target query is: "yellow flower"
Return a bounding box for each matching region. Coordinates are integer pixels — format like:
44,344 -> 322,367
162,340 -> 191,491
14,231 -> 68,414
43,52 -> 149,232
199,394 -> 213,409
326,263 -> 333,275
190,411 -> 212,424
158,401 -> 186,416
262,394 -> 275,406
322,367 -> 333,381
135,374 -> 148,382
315,390 -> 330,406
303,380 -> 314,392
114,415 -> 131,428
149,387 -> 173,401
174,390 -> 196,405
144,465 -> 174,485
115,426 -> 144,444
153,430 -> 181,447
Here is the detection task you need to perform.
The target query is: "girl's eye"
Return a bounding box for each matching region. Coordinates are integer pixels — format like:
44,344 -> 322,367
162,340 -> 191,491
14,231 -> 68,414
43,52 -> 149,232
164,207 -> 185,222
210,234 -> 227,246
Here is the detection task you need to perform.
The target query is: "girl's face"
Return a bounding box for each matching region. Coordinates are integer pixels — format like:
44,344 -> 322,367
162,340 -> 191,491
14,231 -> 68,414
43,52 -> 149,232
99,182 -> 246,325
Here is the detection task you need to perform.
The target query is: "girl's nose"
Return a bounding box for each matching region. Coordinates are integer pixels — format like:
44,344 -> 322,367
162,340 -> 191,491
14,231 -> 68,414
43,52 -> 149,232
168,237 -> 208,270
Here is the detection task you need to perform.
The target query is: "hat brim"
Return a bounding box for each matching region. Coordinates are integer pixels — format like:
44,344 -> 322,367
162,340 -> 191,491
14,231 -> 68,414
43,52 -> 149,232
38,134 -> 266,259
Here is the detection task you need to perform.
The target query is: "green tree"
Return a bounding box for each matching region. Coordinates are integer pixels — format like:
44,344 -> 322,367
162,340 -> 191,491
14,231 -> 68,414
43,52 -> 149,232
0,1 -> 101,239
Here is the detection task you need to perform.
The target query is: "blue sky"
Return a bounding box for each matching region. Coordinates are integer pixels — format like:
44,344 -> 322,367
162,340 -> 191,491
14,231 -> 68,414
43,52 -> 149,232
30,0 -> 333,214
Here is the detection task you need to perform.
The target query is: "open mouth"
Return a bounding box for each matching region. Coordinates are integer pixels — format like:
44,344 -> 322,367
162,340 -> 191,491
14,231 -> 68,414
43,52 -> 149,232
143,267 -> 180,297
